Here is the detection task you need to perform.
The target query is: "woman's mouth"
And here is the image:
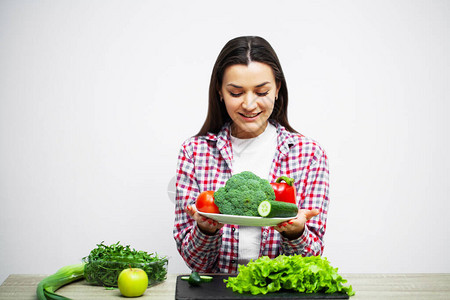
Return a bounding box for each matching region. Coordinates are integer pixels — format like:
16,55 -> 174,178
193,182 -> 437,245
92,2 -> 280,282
239,112 -> 262,120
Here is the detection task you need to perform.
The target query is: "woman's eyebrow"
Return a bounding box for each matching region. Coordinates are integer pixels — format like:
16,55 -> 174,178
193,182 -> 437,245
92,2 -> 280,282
227,81 -> 271,88
227,83 -> 243,88
255,81 -> 270,88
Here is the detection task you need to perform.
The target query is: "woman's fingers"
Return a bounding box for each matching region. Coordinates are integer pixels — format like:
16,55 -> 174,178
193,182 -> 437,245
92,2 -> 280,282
186,204 -> 223,234
274,209 -> 320,233
186,205 -> 196,217
303,209 -> 320,220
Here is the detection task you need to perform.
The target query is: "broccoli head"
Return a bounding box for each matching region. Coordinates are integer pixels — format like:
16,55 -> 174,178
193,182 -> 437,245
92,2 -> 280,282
214,171 -> 275,216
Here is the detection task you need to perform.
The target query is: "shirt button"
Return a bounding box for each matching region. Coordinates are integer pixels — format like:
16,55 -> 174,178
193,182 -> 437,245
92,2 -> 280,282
231,260 -> 235,263
231,228 -> 235,232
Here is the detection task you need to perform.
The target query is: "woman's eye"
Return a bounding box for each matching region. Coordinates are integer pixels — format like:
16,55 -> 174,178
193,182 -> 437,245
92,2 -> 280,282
228,90 -> 269,97
257,91 -> 269,97
229,92 -> 242,97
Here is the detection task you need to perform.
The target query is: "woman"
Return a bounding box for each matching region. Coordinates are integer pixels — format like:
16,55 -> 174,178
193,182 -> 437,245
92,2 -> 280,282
173,36 -> 329,273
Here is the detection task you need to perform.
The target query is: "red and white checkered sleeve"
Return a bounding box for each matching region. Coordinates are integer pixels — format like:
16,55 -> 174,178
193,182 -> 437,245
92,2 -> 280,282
281,145 -> 329,256
172,144 -> 222,272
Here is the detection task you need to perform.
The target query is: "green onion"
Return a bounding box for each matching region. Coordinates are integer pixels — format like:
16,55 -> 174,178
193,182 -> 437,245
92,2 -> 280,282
36,263 -> 85,300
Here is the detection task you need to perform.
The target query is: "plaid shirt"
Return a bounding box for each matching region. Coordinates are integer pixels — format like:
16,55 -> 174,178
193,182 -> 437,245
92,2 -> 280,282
173,121 -> 329,273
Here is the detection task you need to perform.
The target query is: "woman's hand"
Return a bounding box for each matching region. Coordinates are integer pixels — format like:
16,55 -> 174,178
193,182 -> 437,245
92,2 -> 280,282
186,205 -> 224,235
274,209 -> 320,240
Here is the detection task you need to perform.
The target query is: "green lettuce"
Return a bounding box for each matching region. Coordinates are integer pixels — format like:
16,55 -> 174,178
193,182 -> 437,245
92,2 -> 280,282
225,255 -> 355,296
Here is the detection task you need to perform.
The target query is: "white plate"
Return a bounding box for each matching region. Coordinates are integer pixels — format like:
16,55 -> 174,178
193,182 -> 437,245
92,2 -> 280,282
196,211 -> 294,226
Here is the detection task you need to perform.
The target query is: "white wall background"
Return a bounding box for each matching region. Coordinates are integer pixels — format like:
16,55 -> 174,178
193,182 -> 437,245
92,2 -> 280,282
1,0 -> 449,285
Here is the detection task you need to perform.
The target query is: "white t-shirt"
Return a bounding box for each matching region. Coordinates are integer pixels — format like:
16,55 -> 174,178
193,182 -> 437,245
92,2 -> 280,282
230,123 -> 278,265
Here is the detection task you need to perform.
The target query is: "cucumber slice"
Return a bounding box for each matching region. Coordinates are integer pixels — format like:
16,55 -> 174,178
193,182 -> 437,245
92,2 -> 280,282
180,274 -> 213,284
199,275 -> 213,282
258,200 -> 272,217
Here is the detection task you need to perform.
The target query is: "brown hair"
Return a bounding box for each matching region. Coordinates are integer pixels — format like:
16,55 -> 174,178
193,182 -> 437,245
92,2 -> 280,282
196,36 -> 297,136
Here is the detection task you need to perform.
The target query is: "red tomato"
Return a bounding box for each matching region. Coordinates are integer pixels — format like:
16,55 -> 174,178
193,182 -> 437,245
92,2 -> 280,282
195,191 -> 220,213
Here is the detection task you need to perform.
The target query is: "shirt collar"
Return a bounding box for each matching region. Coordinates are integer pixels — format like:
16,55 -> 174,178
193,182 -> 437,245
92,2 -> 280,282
271,120 -> 296,156
204,121 -> 297,155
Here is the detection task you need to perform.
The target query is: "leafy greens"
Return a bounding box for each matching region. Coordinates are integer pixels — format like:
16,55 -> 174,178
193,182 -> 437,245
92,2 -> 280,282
225,255 -> 355,296
82,241 -> 168,287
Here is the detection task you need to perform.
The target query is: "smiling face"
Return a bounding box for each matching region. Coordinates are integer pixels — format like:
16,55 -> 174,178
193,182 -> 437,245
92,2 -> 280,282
220,62 -> 280,139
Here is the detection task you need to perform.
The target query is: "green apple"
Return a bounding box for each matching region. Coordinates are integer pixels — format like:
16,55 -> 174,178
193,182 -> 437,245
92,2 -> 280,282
118,267 -> 149,297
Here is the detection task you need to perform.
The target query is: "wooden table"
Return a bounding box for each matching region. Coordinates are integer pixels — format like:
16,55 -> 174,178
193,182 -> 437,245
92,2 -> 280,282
0,273 -> 449,299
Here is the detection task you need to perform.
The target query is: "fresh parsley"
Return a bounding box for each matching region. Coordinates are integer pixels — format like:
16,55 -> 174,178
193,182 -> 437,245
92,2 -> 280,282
83,241 -> 168,288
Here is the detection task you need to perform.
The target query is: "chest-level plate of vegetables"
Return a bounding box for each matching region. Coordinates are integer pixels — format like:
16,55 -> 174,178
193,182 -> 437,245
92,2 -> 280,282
197,209 -> 295,226
198,171 -> 296,226
83,241 -> 168,287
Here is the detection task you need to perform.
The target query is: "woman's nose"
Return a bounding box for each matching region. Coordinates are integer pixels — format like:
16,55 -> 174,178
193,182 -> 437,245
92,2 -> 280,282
242,93 -> 258,110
